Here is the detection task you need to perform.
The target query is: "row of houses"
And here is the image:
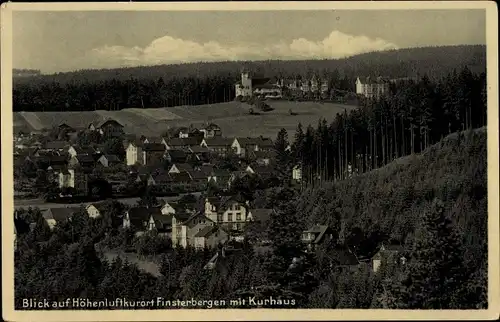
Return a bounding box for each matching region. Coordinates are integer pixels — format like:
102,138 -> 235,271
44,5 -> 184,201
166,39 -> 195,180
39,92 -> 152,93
125,135 -> 275,165
234,72 -> 405,100
37,195 -> 273,249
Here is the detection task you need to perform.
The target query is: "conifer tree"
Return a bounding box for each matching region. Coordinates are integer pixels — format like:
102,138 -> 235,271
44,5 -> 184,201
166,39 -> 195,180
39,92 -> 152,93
394,198 -> 468,309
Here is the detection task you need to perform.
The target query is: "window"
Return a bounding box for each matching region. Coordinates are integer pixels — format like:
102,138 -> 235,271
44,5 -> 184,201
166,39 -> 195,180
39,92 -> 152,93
236,214 -> 241,221
227,214 -> 233,222
217,214 -> 223,222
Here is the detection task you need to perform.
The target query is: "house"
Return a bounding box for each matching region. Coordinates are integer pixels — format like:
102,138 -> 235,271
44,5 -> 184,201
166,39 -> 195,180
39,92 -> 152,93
169,163 -> 194,174
126,141 -> 143,166
249,150 -> 276,166
199,123 -> 222,138
142,143 -> 166,165
371,243 -> 406,273
301,225 -> 335,252
231,137 -> 274,157
204,196 -> 249,232
68,155 -> 95,169
207,169 -> 231,187
97,154 -> 121,167
194,225 -> 229,249
46,155 -> 68,173
68,145 -> 96,158
147,213 -> 172,236
292,164 -> 303,182
85,203 -> 106,219
142,136 -> 164,144
165,149 -> 189,164
58,168 -> 89,193
169,172 -> 193,185
41,207 -> 81,230
355,76 -> 390,99
202,137 -> 233,157
234,72 -> 281,98
97,119 -> 124,137
227,171 -> 250,188
160,201 -> 178,215
245,164 -> 275,180
149,172 -> 172,187
58,123 -> 77,133
164,138 -> 186,150
329,245 -> 361,270
123,206 -> 161,234
246,208 -> 273,224
171,212 -> 215,248
44,141 -> 69,152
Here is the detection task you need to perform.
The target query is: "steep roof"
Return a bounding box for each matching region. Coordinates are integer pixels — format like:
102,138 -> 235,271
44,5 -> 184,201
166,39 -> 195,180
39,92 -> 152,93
127,207 -> 161,228
357,76 -> 390,85
189,146 -> 210,154
172,163 -> 194,173
166,149 -> 188,162
166,137 -> 185,147
170,171 -> 193,183
304,225 -> 331,244
194,225 -> 219,238
182,137 -> 204,146
97,119 -> 124,128
42,207 -> 81,222
75,155 -> 95,164
235,137 -> 273,147
102,154 -> 121,162
204,137 -> 233,147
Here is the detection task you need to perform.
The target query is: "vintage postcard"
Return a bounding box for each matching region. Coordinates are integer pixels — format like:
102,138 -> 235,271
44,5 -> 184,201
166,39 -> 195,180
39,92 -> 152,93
1,1 -> 499,321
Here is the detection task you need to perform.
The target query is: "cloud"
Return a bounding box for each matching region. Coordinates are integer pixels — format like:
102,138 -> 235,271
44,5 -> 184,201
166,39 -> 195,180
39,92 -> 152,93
81,30 -> 399,70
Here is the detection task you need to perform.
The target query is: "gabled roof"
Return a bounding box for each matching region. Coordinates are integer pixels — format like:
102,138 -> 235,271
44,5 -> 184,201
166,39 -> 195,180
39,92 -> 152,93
47,155 -> 68,165
165,137 -> 185,147
171,163 -> 194,173
97,119 -> 124,128
143,143 -> 166,152
204,137 -> 233,147
303,225 -> 331,244
151,213 -> 173,227
166,149 -> 189,162
151,173 -> 172,184
194,225 -> 220,238
71,145 -> 96,155
189,146 -> 210,154
235,137 -> 273,147
169,171 -> 193,183
249,150 -> 277,160
143,136 -> 164,144
127,207 -> 161,228
42,207 -> 81,222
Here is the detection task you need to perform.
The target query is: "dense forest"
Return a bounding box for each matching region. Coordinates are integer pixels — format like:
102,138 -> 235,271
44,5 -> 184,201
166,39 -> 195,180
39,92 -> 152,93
14,127 -> 488,309
13,45 -> 485,112
286,66 -> 487,184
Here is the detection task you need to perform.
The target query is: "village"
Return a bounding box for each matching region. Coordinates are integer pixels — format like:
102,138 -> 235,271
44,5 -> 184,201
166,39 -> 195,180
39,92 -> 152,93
13,73 -> 407,277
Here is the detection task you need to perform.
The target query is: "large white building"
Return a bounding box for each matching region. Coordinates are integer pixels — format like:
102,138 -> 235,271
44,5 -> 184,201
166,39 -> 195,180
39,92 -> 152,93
355,76 -> 390,99
235,72 -> 282,98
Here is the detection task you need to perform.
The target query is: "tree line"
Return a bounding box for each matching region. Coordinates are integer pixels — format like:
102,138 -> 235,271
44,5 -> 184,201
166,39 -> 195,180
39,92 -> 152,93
13,45 -> 485,112
284,66 -> 487,185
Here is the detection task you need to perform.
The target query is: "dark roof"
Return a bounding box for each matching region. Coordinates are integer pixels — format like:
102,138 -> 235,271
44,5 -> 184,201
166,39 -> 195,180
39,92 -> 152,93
151,173 -> 172,184
72,146 -> 96,155
189,146 -> 210,153
166,138 -> 185,147
303,225 -> 331,244
203,123 -> 221,131
194,225 -> 218,238
144,136 -> 164,144
182,137 -> 203,146
127,207 -> 160,228
357,76 -> 390,85
166,149 -> 188,162
42,207 -> 81,222
45,141 -> 69,150
97,119 -> 124,128
171,163 -> 194,173
250,150 -> 277,159
251,78 -> 271,87
151,213 -> 173,227
173,212 -> 192,223
235,137 -> 273,147
48,155 -> 68,165
248,209 -> 273,223
143,143 -> 166,152
198,164 -> 215,176
75,155 -> 95,164
170,171 -> 193,183
247,165 -> 275,175
191,170 -> 208,180
102,154 -> 121,162
204,137 -> 233,147
211,169 -> 231,178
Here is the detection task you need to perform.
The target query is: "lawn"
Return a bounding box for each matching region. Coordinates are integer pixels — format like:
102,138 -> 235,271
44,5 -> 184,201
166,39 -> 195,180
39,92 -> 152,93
14,101 -> 358,138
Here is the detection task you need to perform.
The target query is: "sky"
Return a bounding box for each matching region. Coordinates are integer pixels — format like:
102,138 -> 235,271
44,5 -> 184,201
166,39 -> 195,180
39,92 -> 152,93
12,9 -> 486,74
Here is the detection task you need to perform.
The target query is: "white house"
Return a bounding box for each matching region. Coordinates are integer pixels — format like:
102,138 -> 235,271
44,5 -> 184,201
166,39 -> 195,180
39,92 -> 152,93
126,142 -> 143,166
204,197 -> 249,231
86,204 -> 103,219
292,164 -> 302,182
355,76 -> 390,99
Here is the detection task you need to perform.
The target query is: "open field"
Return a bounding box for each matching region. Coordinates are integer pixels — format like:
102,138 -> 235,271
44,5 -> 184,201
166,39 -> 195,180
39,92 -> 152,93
14,101 -> 357,138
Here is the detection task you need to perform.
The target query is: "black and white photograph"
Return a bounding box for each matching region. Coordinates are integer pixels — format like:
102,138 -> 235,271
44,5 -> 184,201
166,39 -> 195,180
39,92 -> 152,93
2,2 -> 498,321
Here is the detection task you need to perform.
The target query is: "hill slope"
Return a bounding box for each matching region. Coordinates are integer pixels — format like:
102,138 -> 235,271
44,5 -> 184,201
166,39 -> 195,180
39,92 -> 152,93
297,128 -> 487,266
14,101 -> 357,138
